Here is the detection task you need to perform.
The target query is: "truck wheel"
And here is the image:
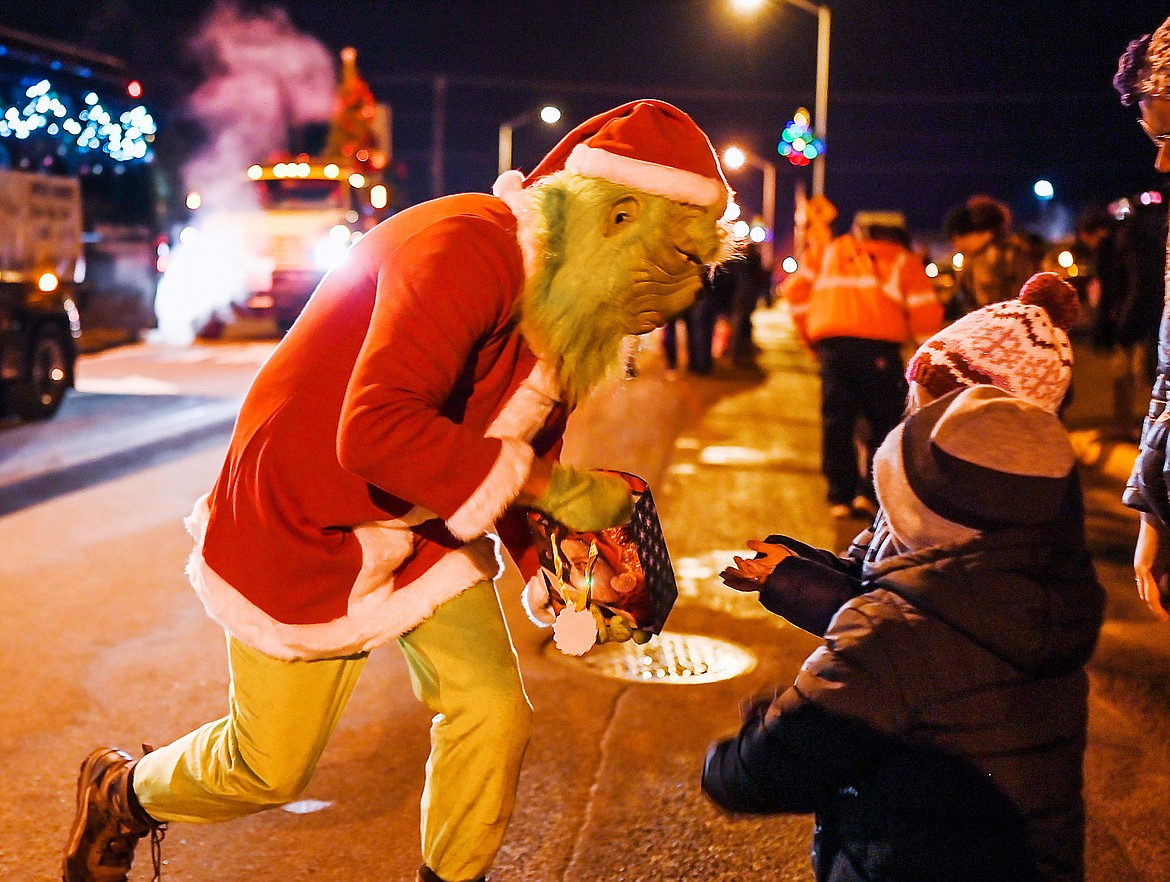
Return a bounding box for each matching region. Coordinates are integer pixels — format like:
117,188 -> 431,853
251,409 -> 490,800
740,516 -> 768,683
7,327 -> 73,420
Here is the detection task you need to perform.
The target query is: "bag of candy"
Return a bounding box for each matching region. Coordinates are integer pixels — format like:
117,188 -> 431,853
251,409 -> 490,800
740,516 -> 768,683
524,471 -> 678,656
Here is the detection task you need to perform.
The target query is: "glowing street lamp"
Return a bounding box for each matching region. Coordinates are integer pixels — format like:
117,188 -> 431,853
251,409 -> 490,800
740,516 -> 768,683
1034,178 -> 1055,226
723,146 -> 747,170
498,104 -> 562,176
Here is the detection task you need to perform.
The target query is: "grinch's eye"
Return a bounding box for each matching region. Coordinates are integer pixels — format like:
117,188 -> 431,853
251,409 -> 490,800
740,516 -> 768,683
605,196 -> 642,237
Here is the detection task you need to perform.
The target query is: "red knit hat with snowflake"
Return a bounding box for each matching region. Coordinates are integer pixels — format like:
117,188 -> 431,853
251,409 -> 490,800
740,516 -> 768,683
493,99 -> 733,211
905,272 -> 1079,414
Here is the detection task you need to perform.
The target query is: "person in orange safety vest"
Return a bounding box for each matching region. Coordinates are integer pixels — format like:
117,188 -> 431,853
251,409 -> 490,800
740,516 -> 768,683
781,212 -> 943,519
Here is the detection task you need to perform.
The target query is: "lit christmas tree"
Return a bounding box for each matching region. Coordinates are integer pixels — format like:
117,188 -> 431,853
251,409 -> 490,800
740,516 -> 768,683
777,107 -> 823,168
321,47 -> 385,173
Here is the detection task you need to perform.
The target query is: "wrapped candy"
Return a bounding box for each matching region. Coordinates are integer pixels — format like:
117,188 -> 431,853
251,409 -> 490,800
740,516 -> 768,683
525,471 -> 677,656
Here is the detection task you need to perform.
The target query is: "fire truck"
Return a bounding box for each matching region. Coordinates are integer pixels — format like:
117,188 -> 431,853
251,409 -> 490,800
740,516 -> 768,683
221,47 -> 392,334
230,155 -> 392,333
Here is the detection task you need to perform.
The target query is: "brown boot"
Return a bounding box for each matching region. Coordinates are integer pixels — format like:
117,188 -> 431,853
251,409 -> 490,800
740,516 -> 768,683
418,865 -> 487,882
62,747 -> 166,882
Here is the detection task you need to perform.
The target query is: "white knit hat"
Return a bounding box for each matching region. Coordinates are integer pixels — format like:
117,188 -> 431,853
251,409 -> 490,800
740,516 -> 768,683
873,385 -> 1077,547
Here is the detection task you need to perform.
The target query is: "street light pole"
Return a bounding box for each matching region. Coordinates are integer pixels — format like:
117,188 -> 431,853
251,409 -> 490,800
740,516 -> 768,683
498,105 -> 562,177
779,0 -> 830,198
762,159 -> 776,259
497,119 -> 520,177
812,3 -> 830,198
431,74 -> 448,199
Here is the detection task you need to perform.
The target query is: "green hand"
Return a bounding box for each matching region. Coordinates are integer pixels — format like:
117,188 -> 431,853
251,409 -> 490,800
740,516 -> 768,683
531,465 -> 634,532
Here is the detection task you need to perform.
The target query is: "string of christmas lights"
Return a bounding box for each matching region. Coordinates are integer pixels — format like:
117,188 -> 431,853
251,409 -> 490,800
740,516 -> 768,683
0,77 -> 155,165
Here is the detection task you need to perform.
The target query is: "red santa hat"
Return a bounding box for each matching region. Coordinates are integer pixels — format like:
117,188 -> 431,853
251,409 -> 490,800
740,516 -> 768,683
493,99 -> 733,211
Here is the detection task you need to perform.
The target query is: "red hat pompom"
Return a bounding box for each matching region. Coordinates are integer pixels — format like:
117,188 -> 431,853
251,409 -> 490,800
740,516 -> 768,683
1018,271 -> 1080,331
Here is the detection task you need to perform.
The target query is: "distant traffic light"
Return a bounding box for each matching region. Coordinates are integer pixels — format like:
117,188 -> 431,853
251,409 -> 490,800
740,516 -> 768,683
778,107 -> 823,168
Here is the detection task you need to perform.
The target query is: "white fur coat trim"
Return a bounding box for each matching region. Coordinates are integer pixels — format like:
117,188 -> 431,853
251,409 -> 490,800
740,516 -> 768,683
184,493 -> 504,661
446,437 -> 534,542
180,359 -> 561,659
446,360 -> 561,541
566,143 -> 729,209
492,178 -> 542,281
485,359 -> 560,442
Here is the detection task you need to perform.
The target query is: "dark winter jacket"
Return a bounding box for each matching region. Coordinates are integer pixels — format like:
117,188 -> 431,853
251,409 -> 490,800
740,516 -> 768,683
703,524 -> 1104,882
1124,221 -> 1170,528
1093,205 -> 1164,350
950,232 -> 1040,319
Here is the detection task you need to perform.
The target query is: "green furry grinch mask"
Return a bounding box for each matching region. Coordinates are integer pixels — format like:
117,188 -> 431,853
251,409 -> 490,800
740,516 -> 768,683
518,172 -> 733,404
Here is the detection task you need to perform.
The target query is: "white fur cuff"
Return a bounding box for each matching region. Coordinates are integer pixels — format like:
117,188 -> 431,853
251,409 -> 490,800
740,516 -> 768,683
446,438 -> 535,541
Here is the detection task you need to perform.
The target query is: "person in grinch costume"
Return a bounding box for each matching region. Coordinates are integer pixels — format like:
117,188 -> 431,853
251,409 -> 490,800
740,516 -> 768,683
61,99 -> 734,882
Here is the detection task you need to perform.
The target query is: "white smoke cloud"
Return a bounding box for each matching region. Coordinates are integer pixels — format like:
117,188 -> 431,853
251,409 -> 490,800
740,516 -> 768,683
183,2 -> 336,207
152,1 -> 336,344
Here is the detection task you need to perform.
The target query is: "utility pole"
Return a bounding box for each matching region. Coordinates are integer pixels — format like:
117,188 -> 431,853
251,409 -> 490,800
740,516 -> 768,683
430,74 -> 448,199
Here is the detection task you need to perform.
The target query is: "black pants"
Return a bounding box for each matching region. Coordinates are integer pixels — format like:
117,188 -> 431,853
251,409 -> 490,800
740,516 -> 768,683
663,297 -> 716,374
815,337 -> 907,506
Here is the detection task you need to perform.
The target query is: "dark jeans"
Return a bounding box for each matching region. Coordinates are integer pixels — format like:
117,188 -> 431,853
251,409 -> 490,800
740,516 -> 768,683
815,337 -> 907,506
728,290 -> 759,364
663,297 -> 716,374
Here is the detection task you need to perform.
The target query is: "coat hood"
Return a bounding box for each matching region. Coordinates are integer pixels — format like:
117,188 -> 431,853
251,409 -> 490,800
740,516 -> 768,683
863,525 -> 1104,676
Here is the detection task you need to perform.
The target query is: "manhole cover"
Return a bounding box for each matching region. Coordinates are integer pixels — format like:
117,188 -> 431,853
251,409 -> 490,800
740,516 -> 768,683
547,631 -> 756,684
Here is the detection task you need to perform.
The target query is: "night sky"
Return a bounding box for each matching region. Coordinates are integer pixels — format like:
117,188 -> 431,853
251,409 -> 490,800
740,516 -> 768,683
5,0 -> 1170,246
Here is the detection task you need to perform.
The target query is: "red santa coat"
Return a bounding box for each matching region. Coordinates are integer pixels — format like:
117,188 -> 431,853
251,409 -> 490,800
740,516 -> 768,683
185,194 -> 566,660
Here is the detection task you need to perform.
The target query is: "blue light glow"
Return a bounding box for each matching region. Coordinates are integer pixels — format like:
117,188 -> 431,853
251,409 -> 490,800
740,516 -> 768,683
0,76 -> 155,163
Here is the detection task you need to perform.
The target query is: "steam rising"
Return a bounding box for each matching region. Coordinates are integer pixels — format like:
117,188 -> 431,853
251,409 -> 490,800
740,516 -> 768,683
153,1 -> 335,344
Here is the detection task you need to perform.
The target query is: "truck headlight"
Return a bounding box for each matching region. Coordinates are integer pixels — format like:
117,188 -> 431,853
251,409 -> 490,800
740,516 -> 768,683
313,238 -> 349,269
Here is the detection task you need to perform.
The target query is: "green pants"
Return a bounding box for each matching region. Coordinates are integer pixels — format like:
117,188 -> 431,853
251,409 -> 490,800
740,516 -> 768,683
132,580 -> 533,882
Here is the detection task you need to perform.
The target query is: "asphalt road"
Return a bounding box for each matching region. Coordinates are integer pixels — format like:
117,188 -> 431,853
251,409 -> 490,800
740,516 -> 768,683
1,310 -> 1167,880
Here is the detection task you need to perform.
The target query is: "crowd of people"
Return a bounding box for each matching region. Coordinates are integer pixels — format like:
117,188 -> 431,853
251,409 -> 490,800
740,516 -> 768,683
764,187 -> 1164,518
659,177 -> 1166,461
59,15 -> 1170,882
661,239 -> 771,376
671,163 -> 1165,526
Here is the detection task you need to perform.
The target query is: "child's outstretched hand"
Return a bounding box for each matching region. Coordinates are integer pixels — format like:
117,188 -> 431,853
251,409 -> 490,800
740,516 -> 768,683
720,539 -> 795,591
